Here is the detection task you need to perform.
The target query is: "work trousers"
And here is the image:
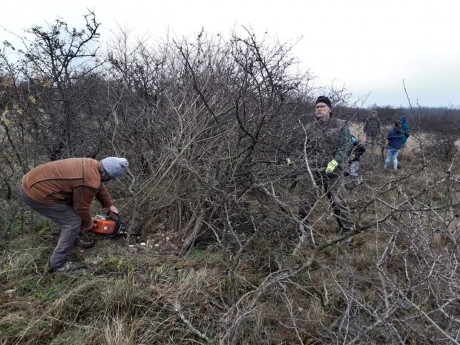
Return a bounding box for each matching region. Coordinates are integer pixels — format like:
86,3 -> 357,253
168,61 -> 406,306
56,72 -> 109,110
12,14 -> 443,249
19,186 -> 82,269
365,133 -> 381,149
298,171 -> 353,231
349,161 -> 362,186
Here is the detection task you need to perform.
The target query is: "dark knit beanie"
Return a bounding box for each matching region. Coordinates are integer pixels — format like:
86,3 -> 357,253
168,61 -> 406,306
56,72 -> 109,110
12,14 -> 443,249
315,96 -> 332,108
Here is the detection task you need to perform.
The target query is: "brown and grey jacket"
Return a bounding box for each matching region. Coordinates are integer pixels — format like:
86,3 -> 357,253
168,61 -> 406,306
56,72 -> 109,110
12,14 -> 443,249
22,158 -> 113,230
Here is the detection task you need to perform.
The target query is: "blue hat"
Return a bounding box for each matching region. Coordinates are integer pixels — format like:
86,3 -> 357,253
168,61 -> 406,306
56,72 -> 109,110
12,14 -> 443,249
101,157 -> 129,178
400,116 -> 406,122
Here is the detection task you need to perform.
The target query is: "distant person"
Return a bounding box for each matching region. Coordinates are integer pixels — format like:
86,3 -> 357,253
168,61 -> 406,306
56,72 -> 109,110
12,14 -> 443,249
384,121 -> 404,170
363,110 -> 381,150
20,157 -> 129,272
290,96 -> 354,238
347,135 -> 366,187
399,116 -> 410,160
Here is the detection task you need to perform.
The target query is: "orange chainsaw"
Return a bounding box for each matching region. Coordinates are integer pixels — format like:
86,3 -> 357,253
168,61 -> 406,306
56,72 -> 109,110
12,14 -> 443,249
90,212 -> 126,238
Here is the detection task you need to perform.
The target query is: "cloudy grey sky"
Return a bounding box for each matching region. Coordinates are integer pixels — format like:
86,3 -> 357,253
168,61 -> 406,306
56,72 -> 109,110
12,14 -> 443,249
2,0 -> 459,108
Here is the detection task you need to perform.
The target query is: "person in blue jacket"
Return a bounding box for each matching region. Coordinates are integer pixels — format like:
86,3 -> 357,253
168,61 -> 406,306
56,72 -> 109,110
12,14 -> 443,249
384,121 -> 404,170
399,116 -> 410,160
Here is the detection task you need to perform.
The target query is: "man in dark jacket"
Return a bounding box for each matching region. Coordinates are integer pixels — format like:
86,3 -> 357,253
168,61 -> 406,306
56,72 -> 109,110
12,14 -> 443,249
20,157 -> 129,272
293,96 -> 354,238
384,121 -> 403,170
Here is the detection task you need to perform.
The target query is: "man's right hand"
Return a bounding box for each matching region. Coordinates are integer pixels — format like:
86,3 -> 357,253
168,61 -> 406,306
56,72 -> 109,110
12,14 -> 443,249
109,205 -> 119,214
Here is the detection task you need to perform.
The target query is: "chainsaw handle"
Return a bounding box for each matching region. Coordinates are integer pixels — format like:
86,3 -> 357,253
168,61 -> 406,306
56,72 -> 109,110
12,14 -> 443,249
106,210 -> 120,219
105,211 -> 123,238
106,211 -> 122,225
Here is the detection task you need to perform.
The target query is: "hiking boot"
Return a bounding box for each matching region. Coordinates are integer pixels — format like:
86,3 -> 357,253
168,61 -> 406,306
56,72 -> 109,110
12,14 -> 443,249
50,261 -> 87,273
75,239 -> 95,249
339,227 -> 354,243
339,226 -> 354,234
289,231 -> 302,240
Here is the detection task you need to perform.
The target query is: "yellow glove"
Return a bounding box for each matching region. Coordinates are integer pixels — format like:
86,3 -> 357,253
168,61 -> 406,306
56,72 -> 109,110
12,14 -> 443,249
286,158 -> 293,166
325,159 -> 339,174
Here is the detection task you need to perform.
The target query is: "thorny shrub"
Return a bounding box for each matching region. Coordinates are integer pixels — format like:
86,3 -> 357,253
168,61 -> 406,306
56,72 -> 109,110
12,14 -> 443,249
1,13 -> 460,344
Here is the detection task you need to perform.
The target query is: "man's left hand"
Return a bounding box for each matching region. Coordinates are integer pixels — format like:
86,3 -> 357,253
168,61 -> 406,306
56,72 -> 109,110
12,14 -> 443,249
109,205 -> 119,214
326,159 -> 339,174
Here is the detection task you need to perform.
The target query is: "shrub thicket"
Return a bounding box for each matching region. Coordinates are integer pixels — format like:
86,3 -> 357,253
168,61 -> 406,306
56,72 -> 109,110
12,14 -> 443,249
1,11 -> 460,345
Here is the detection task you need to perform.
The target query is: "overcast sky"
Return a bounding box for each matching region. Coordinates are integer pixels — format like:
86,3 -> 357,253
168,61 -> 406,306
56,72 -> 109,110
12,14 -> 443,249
2,0 -> 459,108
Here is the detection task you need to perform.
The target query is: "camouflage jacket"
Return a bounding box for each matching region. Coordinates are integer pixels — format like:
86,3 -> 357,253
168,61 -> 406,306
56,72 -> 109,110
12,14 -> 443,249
363,117 -> 381,136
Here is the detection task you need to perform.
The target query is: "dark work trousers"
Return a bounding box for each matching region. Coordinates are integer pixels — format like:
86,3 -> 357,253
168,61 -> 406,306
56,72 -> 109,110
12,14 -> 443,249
365,132 -> 381,148
19,186 -> 82,269
298,171 -> 353,231
366,132 -> 385,158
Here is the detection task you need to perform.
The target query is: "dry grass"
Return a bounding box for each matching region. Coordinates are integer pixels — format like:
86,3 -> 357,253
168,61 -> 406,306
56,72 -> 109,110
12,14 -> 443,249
2,148 -> 460,344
